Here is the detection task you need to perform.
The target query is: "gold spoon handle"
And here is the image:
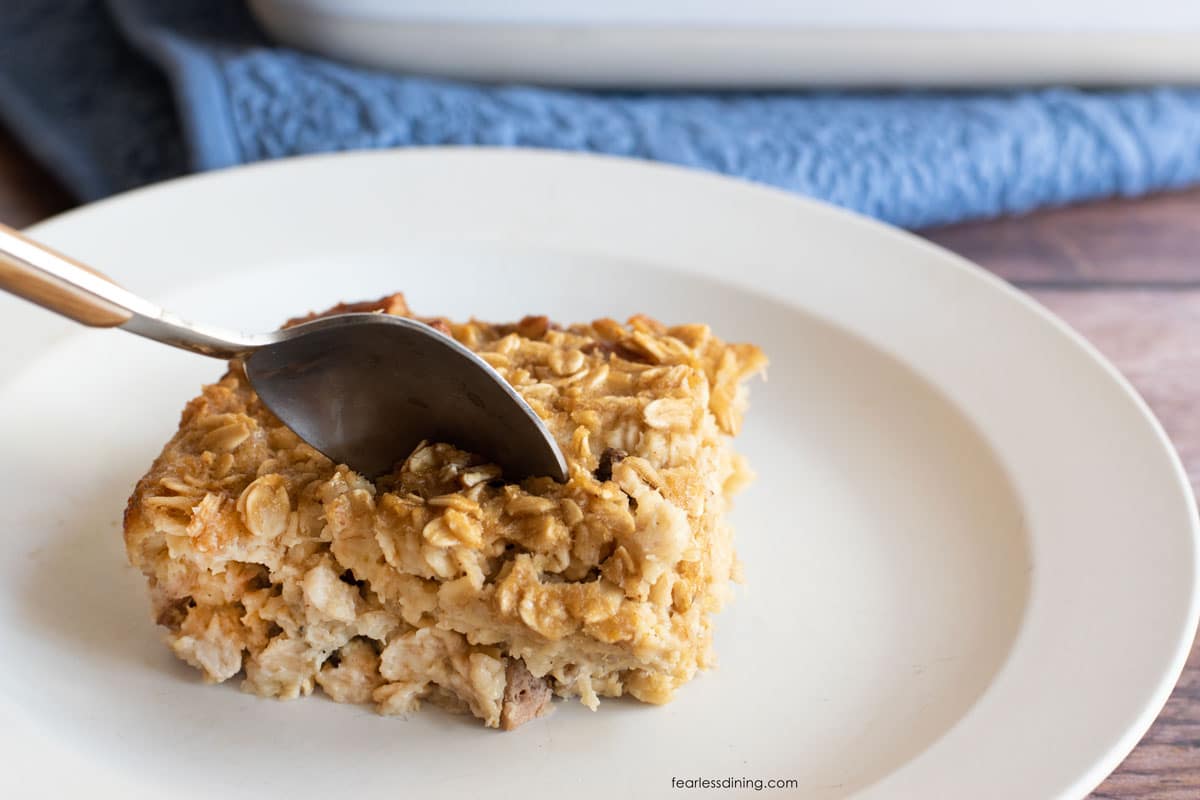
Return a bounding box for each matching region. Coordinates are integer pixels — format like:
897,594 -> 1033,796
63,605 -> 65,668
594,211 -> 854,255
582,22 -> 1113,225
0,222 -> 138,327
0,222 -> 257,358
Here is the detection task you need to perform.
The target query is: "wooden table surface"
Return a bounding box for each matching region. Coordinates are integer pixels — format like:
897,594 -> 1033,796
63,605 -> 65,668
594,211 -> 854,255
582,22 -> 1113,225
3,125 -> 1199,798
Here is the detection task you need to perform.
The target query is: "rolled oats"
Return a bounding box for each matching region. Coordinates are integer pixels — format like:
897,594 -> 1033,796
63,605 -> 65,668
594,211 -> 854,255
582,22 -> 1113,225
123,293 -> 765,729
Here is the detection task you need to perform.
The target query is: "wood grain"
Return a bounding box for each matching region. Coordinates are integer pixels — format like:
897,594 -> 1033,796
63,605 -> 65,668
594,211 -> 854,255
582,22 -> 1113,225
1,127 -> 1198,797
925,189 -> 1200,286
0,127 -> 72,228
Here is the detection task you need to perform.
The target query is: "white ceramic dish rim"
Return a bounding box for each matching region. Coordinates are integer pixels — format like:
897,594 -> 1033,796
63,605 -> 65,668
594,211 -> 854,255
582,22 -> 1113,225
250,0 -> 1200,30
0,149 -> 1196,798
248,0 -> 1200,87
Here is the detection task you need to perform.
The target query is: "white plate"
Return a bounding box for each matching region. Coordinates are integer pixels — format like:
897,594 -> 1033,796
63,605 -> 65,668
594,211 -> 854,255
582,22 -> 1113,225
0,150 -> 1196,799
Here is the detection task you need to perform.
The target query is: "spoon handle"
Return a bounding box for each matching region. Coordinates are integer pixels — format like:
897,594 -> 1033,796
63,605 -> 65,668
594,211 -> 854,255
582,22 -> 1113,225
0,222 -> 151,327
0,223 -> 256,359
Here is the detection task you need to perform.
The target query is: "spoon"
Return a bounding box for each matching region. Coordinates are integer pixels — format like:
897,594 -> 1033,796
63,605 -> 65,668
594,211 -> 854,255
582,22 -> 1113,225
0,223 -> 568,482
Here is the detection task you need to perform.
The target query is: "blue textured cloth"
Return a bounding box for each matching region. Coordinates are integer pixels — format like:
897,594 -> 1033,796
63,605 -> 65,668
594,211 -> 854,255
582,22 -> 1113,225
4,0 -> 1200,228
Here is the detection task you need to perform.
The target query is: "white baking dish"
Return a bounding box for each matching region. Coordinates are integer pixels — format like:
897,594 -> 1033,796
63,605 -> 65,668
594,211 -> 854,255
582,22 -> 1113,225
248,0 -> 1200,87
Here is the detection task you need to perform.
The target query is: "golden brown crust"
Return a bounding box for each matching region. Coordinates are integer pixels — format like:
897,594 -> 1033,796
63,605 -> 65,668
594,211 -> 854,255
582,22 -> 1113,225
123,294 -> 766,728
284,293 -> 412,327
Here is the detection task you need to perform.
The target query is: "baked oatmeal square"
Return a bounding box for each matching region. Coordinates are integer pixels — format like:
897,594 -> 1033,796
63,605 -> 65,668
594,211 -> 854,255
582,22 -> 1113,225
124,293 -> 766,729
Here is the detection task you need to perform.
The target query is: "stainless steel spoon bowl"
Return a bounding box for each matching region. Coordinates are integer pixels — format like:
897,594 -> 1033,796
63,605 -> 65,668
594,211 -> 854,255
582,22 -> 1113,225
0,223 -> 568,481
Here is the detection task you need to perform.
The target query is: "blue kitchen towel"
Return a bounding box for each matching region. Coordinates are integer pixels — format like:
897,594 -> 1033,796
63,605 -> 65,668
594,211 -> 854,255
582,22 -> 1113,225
4,0 -> 1200,228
